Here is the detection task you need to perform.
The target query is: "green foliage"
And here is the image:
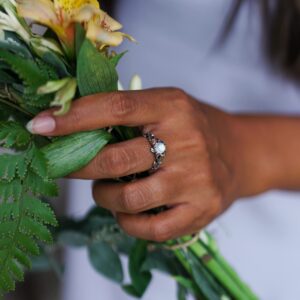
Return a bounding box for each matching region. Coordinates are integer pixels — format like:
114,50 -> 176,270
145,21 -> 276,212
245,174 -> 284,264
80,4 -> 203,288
0,32 -> 32,58
0,50 -> 48,87
88,241 -> 124,283
123,240 -> 152,297
41,51 -> 70,77
42,130 -> 112,178
0,70 -> 16,84
77,39 -> 118,97
110,51 -> 127,68
0,121 -> 31,148
0,139 -> 58,295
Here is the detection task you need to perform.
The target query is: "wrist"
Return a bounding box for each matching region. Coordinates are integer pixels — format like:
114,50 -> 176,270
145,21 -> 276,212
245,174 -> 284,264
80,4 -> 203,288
227,115 -> 276,199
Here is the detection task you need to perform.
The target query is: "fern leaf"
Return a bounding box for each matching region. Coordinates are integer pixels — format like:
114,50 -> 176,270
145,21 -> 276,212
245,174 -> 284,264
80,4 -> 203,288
24,171 -> 58,197
0,145 -> 58,295
36,59 -> 59,81
7,260 -> 24,282
15,232 -> 40,256
0,50 -> 48,87
30,147 -> 48,179
13,248 -> 31,269
0,155 -> 18,181
23,195 -> 57,226
19,216 -> 53,243
0,179 -> 22,202
0,121 -> 32,148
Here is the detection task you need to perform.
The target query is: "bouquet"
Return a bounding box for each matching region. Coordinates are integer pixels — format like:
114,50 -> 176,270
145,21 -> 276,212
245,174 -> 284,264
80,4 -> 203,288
0,1 -> 258,299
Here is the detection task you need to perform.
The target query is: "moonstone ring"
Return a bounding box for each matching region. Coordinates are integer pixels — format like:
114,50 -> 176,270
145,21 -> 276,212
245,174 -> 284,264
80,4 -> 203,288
143,132 -> 167,171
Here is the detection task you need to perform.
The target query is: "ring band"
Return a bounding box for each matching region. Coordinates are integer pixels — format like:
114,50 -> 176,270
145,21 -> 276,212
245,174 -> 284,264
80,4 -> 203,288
143,132 -> 167,171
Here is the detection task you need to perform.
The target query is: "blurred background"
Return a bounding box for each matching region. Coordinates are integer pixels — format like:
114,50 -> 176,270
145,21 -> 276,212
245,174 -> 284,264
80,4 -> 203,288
6,1 -> 300,299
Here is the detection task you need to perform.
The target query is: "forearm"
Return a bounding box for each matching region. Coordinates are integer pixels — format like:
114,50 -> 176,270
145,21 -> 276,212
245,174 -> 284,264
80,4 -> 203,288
229,114 -> 300,197
198,100 -> 300,199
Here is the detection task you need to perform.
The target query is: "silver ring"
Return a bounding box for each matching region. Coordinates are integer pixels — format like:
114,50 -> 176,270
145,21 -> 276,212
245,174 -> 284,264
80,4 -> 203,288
143,132 -> 167,171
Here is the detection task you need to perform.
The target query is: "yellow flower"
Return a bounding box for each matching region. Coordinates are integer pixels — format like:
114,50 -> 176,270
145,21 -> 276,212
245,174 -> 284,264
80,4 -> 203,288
16,0 -> 134,53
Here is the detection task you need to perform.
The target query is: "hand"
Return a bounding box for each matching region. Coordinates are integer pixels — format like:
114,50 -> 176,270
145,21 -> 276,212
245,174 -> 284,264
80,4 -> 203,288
27,88 -> 263,242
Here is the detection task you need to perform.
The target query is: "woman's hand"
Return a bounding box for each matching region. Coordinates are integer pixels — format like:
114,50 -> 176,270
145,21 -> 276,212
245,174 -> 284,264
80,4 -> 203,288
27,88 -> 271,242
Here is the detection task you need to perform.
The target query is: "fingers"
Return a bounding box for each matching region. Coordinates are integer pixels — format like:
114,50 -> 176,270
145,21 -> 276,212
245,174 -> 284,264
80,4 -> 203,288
70,137 -> 153,179
27,89 -> 171,136
92,171 -> 177,214
116,205 -> 197,242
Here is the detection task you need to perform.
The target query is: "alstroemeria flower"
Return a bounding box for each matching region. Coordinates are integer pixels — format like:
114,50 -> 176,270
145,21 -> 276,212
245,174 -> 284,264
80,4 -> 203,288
16,0 -> 134,52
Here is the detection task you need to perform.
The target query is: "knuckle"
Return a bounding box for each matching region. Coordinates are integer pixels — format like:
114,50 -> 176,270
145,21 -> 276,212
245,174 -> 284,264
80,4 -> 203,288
151,223 -> 173,242
163,88 -> 197,120
167,87 -> 187,100
68,107 -> 82,127
98,147 -> 131,176
120,184 -> 146,213
109,92 -> 139,119
167,87 -> 190,106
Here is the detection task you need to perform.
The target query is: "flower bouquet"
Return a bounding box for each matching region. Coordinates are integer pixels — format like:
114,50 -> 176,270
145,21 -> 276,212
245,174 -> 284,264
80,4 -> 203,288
0,1 -> 258,299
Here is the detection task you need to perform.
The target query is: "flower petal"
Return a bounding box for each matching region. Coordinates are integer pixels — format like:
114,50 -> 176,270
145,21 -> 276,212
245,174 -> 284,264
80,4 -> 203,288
16,0 -> 58,28
99,10 -> 123,31
71,4 -> 98,23
86,22 -> 124,46
54,0 -> 99,12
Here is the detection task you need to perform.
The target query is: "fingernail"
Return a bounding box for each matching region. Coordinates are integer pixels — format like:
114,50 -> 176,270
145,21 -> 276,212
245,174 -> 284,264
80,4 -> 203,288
26,116 -> 56,134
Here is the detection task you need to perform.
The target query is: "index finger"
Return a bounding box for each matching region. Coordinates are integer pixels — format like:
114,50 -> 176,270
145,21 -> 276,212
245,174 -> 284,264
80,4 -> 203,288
26,88 -> 171,136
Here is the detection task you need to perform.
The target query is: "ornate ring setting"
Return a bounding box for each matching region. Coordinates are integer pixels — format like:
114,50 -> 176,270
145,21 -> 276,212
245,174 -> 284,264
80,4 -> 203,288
143,132 -> 167,171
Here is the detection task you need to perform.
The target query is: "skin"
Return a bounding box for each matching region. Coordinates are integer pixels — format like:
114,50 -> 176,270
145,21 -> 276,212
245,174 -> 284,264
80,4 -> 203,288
28,88 -> 300,242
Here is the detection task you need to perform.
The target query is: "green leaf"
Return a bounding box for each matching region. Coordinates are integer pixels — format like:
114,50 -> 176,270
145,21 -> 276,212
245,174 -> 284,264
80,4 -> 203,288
141,250 -> 179,275
36,59 -> 58,82
88,241 -> 124,283
75,23 -> 86,58
177,283 -> 188,300
41,51 -> 70,77
42,130 -> 112,179
0,193 -> 57,295
0,121 -> 31,148
0,50 -> 48,87
122,285 -> 142,298
23,195 -> 58,226
30,147 -> 48,179
0,70 -> 16,84
19,216 -> 53,243
109,51 -> 127,68
0,32 -> 32,58
127,240 -> 152,297
77,39 -> 118,96
0,179 -> 22,202
0,154 -> 18,181
24,171 -> 58,197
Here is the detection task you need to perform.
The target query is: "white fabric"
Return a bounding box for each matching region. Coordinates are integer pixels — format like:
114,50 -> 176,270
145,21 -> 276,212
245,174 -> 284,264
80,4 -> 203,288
62,1 -> 300,300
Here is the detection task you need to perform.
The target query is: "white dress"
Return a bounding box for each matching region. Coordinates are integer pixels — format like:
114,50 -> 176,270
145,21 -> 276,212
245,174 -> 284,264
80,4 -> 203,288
62,1 -> 300,300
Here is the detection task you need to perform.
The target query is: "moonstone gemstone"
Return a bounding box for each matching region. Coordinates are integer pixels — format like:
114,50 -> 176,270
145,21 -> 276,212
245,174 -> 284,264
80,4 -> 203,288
154,142 -> 166,155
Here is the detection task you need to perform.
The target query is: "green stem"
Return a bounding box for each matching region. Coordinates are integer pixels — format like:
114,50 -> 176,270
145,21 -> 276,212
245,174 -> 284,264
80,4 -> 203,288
211,250 -> 257,299
181,236 -> 257,300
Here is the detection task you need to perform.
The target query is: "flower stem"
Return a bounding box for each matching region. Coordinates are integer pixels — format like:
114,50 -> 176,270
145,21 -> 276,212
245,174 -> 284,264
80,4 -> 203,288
180,236 -> 258,300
